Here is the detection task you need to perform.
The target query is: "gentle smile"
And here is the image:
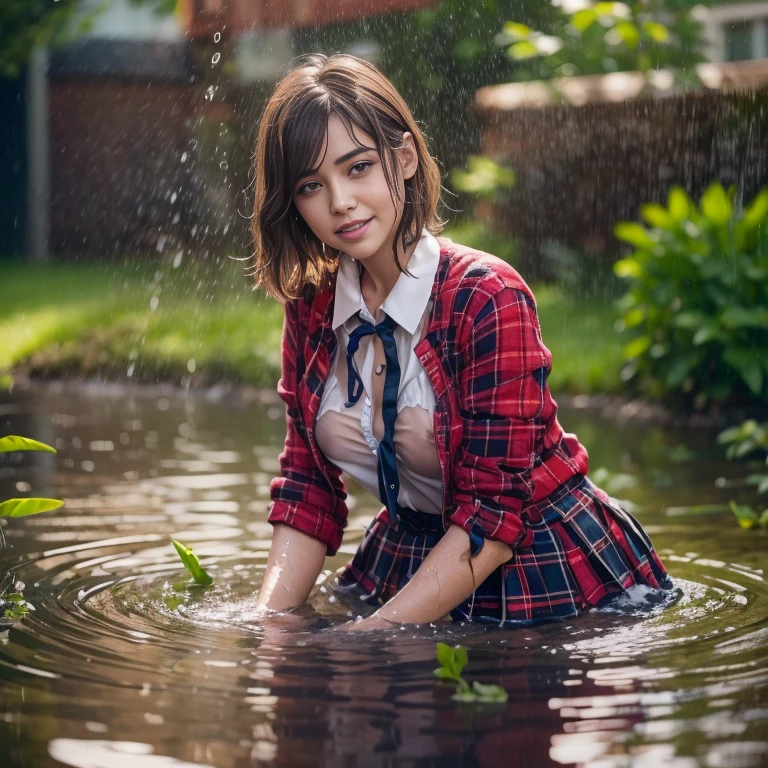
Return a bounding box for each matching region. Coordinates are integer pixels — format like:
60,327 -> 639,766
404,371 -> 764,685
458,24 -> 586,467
336,218 -> 372,240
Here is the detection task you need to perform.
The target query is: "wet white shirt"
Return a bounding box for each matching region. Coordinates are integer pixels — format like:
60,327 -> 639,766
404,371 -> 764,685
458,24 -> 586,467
315,229 -> 443,515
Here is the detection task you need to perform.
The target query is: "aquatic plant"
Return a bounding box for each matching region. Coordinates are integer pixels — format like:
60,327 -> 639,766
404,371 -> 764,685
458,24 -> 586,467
171,539 -> 213,586
0,435 -> 62,623
0,436 -> 63,520
717,420 -> 768,529
613,182 -> 768,411
434,642 -> 508,704
2,592 -> 30,620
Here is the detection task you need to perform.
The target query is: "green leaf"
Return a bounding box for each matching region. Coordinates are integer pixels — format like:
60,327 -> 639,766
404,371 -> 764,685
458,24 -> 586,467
759,508 -> 768,527
730,500 -> 759,529
471,681 -> 509,702
701,183 -> 732,227
0,498 -> 64,518
623,336 -> 652,359
436,641 -> 455,669
613,21 -> 640,49
641,203 -> 673,230
171,539 -> 213,586
502,22 -> 532,41
434,667 -> 460,681
614,222 -> 656,249
668,187 -> 691,222
743,189 -> 768,232
0,435 -> 57,454
571,8 -> 597,31
723,349 -> 764,395
508,40 -> 539,60
613,258 -> 643,280
454,645 -> 469,676
642,21 -> 670,43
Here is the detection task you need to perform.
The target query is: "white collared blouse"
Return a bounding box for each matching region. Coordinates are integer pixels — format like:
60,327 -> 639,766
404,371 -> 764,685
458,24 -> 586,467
315,229 -> 444,516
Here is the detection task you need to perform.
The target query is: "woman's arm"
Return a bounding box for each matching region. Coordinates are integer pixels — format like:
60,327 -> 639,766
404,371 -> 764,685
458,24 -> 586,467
356,525 -> 512,629
256,523 -> 327,612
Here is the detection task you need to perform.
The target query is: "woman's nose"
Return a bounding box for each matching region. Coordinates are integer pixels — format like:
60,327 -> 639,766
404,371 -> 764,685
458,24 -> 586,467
329,181 -> 355,214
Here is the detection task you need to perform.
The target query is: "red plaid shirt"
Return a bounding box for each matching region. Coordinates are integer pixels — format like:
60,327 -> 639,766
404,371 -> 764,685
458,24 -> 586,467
268,239 -> 589,555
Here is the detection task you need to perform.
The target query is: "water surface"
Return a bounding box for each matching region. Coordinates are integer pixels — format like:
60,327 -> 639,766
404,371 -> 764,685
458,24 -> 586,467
1,385 -> 766,767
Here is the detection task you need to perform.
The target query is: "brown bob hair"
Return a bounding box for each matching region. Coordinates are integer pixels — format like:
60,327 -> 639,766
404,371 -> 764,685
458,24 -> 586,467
251,53 -> 445,303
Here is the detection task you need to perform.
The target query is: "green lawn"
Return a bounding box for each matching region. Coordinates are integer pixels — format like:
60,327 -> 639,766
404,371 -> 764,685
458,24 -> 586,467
0,249 -> 623,394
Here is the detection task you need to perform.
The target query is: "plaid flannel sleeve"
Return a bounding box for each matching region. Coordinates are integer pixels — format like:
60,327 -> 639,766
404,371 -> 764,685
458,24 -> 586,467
268,300 -> 349,555
447,287 -> 550,552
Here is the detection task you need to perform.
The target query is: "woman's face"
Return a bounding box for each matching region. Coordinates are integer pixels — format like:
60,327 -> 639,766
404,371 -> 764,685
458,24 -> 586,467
292,114 -> 418,269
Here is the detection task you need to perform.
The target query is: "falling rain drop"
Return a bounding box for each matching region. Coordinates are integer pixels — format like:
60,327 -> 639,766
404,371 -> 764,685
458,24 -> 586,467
150,297 -> 159,312
219,161 -> 228,170
170,192 -> 177,204
180,152 -> 188,163
212,53 -> 221,66
213,32 -> 221,43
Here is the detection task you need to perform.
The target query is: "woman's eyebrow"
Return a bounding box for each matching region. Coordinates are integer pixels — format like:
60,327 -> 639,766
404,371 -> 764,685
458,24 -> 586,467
296,146 -> 375,183
333,146 -> 375,165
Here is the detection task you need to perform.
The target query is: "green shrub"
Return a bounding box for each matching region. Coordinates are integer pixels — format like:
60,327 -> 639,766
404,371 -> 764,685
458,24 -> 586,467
717,420 -> 768,529
613,182 -> 768,411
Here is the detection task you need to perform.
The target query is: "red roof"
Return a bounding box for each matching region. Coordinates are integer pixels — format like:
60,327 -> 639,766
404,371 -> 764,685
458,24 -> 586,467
180,0 -> 437,39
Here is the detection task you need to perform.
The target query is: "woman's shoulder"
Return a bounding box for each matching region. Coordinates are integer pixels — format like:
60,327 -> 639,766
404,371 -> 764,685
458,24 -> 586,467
435,236 -> 536,304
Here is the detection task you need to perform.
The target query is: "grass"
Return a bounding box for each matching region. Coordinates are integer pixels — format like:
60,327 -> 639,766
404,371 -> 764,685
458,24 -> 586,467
0,245 -> 623,395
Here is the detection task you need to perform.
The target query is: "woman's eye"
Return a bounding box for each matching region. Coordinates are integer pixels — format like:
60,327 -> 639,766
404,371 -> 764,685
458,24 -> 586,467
299,181 -> 320,195
350,161 -> 372,175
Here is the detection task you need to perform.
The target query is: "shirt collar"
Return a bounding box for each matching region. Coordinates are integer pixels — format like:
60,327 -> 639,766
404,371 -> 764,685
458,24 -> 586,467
331,228 -> 440,335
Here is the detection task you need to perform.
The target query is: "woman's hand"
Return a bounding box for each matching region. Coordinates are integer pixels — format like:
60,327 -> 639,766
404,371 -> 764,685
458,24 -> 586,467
341,614 -> 400,632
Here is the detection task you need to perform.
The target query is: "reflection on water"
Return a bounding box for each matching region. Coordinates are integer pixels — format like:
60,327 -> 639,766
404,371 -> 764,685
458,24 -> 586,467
1,385 -> 767,767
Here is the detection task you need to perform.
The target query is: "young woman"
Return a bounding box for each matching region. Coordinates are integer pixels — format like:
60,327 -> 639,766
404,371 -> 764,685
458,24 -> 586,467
251,53 -> 672,630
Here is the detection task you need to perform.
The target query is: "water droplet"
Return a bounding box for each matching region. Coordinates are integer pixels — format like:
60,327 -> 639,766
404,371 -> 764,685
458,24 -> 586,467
15,481 -> 31,493
150,296 -> 159,312
81,460 -> 95,473
170,192 -> 177,204
180,152 -> 188,163
187,359 -> 196,373
127,363 -> 135,377
214,32 -> 221,43
211,53 -> 221,65
219,160 -> 228,170
173,250 -> 184,269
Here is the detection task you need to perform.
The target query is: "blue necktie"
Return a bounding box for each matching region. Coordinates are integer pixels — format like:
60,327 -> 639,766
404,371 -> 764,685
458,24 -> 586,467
345,312 -> 402,526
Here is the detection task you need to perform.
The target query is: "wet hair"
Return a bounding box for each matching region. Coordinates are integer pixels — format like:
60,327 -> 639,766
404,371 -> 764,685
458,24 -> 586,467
251,53 -> 445,303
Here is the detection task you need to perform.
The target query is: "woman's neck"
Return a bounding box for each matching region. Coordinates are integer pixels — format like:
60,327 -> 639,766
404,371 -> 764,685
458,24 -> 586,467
359,238 -> 417,315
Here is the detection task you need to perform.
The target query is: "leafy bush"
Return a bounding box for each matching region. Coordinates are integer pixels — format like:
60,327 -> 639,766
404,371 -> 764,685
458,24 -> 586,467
498,0 -> 705,82
613,182 -> 768,411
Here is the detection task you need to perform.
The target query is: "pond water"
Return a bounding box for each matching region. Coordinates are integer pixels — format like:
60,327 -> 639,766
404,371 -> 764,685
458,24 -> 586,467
0,385 -> 766,767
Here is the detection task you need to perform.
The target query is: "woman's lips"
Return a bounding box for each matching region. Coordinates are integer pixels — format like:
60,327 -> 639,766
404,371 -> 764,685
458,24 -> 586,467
336,218 -> 372,241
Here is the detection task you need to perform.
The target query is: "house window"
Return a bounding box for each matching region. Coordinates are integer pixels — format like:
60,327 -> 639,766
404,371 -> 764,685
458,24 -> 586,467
725,20 -> 755,60
722,16 -> 768,61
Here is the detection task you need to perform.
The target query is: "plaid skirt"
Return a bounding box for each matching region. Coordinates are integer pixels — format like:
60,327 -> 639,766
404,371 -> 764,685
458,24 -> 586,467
335,474 -> 673,625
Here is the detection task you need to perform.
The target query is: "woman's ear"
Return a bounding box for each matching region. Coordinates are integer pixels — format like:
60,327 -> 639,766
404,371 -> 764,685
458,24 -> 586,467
399,132 -> 418,180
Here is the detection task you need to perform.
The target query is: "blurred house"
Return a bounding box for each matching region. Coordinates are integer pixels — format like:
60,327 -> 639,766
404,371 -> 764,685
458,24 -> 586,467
14,0 -> 436,261
704,1 -> 768,62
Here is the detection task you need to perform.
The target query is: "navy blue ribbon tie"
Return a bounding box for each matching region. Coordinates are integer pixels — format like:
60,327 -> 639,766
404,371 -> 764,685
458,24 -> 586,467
345,312 -> 402,526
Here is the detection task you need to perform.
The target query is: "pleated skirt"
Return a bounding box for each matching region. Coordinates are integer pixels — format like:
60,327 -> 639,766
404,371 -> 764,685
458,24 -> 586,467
335,474 -> 673,625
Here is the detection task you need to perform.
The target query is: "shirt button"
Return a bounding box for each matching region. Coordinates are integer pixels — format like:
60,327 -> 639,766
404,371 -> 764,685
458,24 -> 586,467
390,484 -> 395,489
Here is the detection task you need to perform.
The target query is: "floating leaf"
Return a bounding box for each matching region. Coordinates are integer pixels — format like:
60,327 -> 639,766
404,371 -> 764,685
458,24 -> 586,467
0,435 -> 57,454
0,498 -> 64,518
729,501 -> 759,529
171,539 -> 213,586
